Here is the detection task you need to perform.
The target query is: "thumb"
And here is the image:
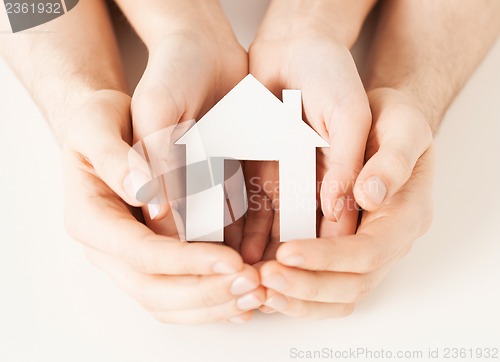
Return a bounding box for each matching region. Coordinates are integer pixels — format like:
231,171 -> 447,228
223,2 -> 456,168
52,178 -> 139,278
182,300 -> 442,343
66,91 -> 159,208
354,89 -> 433,211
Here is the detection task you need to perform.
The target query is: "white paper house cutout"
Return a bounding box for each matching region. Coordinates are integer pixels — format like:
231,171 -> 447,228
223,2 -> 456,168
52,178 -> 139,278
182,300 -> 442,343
176,74 -> 329,242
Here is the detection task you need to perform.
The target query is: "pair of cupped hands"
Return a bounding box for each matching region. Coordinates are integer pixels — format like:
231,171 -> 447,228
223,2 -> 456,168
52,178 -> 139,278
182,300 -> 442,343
62,19 -> 434,324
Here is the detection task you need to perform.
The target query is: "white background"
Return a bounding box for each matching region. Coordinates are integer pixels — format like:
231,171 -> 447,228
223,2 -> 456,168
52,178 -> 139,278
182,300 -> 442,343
1,1 -> 499,361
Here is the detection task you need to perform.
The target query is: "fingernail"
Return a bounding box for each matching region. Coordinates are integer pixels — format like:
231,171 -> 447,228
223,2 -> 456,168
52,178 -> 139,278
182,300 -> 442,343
231,276 -> 258,295
237,294 -> 262,310
333,196 -> 345,222
229,314 -> 249,323
281,254 -> 305,267
148,197 -> 160,220
321,198 -> 331,218
265,294 -> 288,310
212,262 -> 238,275
262,274 -> 288,291
123,169 -> 151,201
364,176 -> 387,205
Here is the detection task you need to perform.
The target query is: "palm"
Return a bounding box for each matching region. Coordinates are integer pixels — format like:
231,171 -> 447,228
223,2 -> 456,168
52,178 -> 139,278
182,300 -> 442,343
239,36 -> 370,263
130,32 -> 248,240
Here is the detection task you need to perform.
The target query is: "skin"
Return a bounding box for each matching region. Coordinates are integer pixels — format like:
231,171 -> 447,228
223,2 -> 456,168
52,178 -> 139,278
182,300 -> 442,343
1,0 -> 263,324
241,0 -> 377,263
112,0 -> 259,322
112,0 -> 248,242
259,89 -> 435,317
254,0 -> 500,318
2,0 -> 499,322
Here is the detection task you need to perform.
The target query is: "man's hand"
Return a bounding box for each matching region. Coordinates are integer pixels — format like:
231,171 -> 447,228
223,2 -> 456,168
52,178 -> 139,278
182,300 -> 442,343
259,88 -> 434,318
63,90 -> 264,324
254,0 -> 500,318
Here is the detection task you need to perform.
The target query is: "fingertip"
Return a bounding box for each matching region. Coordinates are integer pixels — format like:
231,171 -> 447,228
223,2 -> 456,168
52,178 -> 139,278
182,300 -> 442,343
354,175 -> 387,211
364,176 -> 388,205
220,246 -> 246,274
332,196 -> 346,222
264,291 -> 289,311
259,305 -> 277,314
194,242 -> 244,275
353,183 -> 371,211
275,242 -> 307,268
217,260 -> 245,276
212,261 -> 240,275
320,196 -> 337,222
145,192 -> 172,222
258,260 -> 282,280
123,169 -> 150,206
320,175 -> 337,221
125,146 -> 161,202
320,171 -> 348,222
240,263 -> 261,283
147,197 -> 161,220
241,242 -> 265,265
252,260 -> 266,271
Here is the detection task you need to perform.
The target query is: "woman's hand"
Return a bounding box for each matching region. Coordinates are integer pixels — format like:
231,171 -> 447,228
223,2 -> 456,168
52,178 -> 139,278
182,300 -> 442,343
241,1 -> 374,263
62,90 -> 264,324
129,9 -> 248,246
259,88 -> 434,318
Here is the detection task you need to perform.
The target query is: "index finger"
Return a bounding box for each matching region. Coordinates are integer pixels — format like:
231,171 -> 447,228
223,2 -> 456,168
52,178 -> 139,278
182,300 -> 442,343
276,231 -> 403,274
276,149 -> 435,273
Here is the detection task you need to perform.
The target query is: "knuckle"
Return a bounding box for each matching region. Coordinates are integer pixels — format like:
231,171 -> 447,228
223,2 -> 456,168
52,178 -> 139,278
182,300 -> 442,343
322,258 -> 337,275
199,282 -> 223,307
294,301 -> 313,319
132,84 -> 182,128
385,151 -> 413,186
127,244 -> 155,275
321,240 -> 339,271
357,243 -> 385,273
179,243 -> 199,275
94,147 -> 121,173
304,280 -> 321,301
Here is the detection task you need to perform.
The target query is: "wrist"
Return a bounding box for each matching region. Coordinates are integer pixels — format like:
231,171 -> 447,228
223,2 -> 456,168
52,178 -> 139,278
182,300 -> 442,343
367,83 -> 443,134
367,87 -> 439,135
394,86 -> 443,133
52,88 -> 128,146
257,0 -> 377,48
116,0 -> 238,51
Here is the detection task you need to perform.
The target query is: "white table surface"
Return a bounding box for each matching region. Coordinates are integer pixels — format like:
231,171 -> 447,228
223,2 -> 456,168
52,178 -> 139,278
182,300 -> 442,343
1,1 -> 499,361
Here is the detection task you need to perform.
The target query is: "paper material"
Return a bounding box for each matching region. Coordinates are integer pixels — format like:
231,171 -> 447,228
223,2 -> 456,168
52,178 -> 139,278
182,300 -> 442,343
176,74 -> 329,242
